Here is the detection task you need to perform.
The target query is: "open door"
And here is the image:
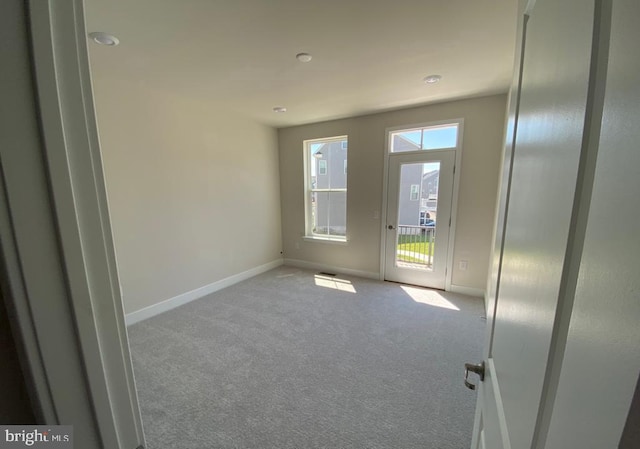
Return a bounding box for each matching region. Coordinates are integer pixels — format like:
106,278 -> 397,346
470,0 -> 597,447
472,2 -> 640,446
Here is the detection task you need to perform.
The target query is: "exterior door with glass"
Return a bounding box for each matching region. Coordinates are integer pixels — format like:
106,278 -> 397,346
384,150 -> 455,289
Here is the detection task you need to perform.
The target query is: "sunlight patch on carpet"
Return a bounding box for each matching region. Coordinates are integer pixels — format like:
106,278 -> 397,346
314,274 -> 357,293
400,285 -> 460,310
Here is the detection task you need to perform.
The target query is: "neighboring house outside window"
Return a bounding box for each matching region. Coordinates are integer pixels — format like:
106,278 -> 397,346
305,136 -> 348,240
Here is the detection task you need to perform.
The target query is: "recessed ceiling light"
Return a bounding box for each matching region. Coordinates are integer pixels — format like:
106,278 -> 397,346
273,107 -> 287,113
296,53 -> 312,63
423,74 -> 442,84
88,32 -> 120,46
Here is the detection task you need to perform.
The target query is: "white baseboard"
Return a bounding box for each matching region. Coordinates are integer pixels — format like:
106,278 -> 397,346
125,259 -> 284,326
283,258 -> 379,280
449,284 -> 484,298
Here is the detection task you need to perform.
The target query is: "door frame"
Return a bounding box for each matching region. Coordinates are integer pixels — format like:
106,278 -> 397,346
0,1 -> 144,448
379,119 -> 464,290
383,150 -> 456,289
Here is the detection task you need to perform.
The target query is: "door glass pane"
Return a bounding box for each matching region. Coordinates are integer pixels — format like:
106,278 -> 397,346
391,129 -> 422,152
396,162 -> 440,270
422,125 -> 458,149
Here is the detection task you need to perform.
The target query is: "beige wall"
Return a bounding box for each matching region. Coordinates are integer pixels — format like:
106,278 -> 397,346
92,77 -> 282,314
278,94 -> 507,290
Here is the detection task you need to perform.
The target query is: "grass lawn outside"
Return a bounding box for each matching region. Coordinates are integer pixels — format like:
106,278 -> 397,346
396,254 -> 427,264
397,234 -> 434,256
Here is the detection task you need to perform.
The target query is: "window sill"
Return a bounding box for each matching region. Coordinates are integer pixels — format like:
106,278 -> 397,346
303,236 -> 348,245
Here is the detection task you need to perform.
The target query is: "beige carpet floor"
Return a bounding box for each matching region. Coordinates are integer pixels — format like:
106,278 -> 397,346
128,266 -> 485,449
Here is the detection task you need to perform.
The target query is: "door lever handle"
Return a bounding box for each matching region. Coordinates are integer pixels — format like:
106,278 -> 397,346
464,362 -> 485,390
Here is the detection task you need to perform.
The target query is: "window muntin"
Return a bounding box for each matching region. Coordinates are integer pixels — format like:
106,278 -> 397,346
305,136 -> 348,240
390,124 -> 458,153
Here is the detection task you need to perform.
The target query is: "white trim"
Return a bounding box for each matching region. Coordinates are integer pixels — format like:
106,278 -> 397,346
284,258 -> 379,280
125,259 -> 284,325
380,118 -> 465,291
379,133 -> 391,280
29,1 -> 144,447
446,119 -> 465,290
489,358 -> 513,449
303,135 -> 348,239
1,1 -> 144,446
449,284 -> 485,298
302,236 -> 348,245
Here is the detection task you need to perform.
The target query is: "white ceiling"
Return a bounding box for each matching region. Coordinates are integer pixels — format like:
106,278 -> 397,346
85,0 -> 518,128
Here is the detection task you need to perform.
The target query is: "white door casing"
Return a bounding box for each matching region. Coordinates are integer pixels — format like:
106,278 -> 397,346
0,1 -> 145,448
384,150 -> 455,289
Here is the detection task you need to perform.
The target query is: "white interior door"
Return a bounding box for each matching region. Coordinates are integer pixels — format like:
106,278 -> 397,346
384,150 -> 454,289
541,1 -> 640,446
472,0 -> 596,447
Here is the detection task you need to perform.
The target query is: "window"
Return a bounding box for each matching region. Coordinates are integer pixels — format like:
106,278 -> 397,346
410,184 -> 420,201
318,160 -> 327,175
390,123 -> 459,153
305,136 -> 348,240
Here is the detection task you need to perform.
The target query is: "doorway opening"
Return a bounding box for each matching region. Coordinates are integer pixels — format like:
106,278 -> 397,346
382,121 -> 462,290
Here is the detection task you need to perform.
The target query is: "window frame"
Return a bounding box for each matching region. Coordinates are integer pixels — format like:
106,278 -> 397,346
389,122 -> 459,153
304,135 -> 348,242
